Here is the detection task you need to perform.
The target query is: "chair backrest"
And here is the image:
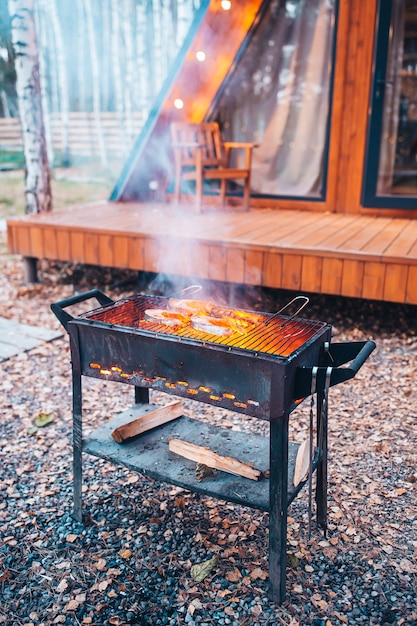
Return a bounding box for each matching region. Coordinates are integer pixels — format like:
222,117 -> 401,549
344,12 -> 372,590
170,122 -> 224,169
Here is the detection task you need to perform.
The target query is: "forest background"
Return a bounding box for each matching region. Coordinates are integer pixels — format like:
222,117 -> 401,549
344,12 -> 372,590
0,0 -> 201,176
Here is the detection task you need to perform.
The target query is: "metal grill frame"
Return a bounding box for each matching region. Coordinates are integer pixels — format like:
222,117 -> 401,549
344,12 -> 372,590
51,289 -> 376,605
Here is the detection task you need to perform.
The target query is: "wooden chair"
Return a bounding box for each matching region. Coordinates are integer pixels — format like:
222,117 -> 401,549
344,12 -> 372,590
170,121 -> 256,211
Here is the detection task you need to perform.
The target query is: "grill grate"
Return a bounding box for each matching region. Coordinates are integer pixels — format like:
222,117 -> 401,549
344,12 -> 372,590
82,294 -> 327,358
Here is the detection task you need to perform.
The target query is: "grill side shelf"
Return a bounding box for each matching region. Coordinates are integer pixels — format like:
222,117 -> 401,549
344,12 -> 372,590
294,340 -> 376,399
83,408 -> 315,511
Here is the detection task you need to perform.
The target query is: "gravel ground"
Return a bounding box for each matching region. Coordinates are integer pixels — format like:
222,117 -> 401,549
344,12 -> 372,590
0,236 -> 416,626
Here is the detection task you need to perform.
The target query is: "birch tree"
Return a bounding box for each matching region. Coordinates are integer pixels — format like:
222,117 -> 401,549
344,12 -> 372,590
111,0 -> 128,158
84,0 -> 108,168
34,0 -> 54,166
45,0 -> 70,164
8,0 -> 51,214
121,0 -> 135,143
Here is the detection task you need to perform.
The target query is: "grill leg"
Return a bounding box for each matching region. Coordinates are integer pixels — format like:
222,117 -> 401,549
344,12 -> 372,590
72,370 -> 83,524
316,390 -> 328,531
135,386 -> 149,404
268,413 -> 289,604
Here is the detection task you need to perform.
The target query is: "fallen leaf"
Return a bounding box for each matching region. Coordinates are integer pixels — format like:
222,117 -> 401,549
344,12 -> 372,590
64,599 -> 79,611
95,558 -> 106,571
225,567 -> 241,582
118,549 -> 132,559
249,567 -> 268,581
66,534 -> 78,543
56,579 -> 68,593
399,558 -> 416,573
287,553 -> 300,568
190,556 -> 218,582
34,412 -> 55,428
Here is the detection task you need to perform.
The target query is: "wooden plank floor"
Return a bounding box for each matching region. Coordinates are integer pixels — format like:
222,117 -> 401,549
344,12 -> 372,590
0,317 -> 63,362
6,200 -> 417,304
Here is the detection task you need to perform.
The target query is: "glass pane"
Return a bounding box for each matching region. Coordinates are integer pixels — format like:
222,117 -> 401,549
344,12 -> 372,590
378,1 -> 417,196
212,0 -> 336,198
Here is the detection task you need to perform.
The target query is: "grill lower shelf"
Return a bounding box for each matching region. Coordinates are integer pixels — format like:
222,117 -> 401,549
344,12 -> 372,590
84,404 -> 317,511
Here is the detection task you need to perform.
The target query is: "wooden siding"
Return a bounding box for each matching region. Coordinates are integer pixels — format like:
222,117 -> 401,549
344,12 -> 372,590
7,202 -> 417,305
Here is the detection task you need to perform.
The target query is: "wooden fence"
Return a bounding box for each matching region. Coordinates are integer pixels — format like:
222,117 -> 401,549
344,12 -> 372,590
0,112 -> 145,161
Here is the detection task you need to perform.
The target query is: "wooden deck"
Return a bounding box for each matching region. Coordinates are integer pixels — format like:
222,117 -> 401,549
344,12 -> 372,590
6,201 -> 417,304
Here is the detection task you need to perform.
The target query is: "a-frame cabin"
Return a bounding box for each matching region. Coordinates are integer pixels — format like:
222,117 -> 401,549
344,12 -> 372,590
7,0 -> 417,304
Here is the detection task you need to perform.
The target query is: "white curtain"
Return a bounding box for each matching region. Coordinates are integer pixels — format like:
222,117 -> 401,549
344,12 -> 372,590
217,0 -> 335,197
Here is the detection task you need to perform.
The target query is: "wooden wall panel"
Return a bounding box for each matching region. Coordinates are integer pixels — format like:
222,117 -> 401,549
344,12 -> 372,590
301,256 -> 323,293
143,239 -> 160,273
43,228 -> 58,260
244,250 -> 263,285
84,233 -> 99,265
192,243 -> 210,278
29,227 -> 44,258
341,259 -> 364,297
6,225 -> 16,254
321,258 -> 343,295
98,235 -> 114,266
208,246 -> 227,282
362,261 -> 385,300
263,252 -> 283,288
113,236 -> 130,268
70,232 -> 85,263
406,267 -> 417,304
16,227 -> 31,256
383,264 -> 409,303
226,248 -> 245,283
128,237 -> 144,270
281,255 -> 302,290
56,229 -> 71,261
157,239 -> 192,276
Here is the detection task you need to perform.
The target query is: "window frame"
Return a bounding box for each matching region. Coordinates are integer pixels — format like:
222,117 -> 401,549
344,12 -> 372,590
362,0 -> 417,209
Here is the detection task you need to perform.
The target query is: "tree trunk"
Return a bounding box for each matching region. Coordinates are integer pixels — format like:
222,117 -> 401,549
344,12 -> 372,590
84,0 -> 108,169
34,0 -> 54,168
121,0 -> 135,144
111,0 -> 127,159
8,0 -> 51,214
46,0 -> 70,165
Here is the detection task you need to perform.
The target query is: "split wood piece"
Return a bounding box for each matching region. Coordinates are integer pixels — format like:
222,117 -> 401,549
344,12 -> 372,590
293,439 -> 310,487
168,438 -> 262,481
112,400 -> 183,443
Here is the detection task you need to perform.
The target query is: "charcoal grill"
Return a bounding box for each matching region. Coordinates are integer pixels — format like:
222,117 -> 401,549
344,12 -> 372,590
52,289 -> 375,603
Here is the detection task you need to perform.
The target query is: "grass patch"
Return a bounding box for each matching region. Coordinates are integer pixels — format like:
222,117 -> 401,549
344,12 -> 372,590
0,164 -> 118,220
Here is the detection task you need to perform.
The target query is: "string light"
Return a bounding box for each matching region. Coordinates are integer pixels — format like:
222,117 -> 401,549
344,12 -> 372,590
195,50 -> 206,62
221,0 -> 232,9
174,98 -> 184,109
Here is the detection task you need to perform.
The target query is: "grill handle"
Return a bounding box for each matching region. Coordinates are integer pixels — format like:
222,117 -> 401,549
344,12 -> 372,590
51,289 -> 115,332
294,340 -> 376,399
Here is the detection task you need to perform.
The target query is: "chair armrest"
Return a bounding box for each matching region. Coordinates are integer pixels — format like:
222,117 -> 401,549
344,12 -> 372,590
223,142 -> 258,169
223,142 -> 259,149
